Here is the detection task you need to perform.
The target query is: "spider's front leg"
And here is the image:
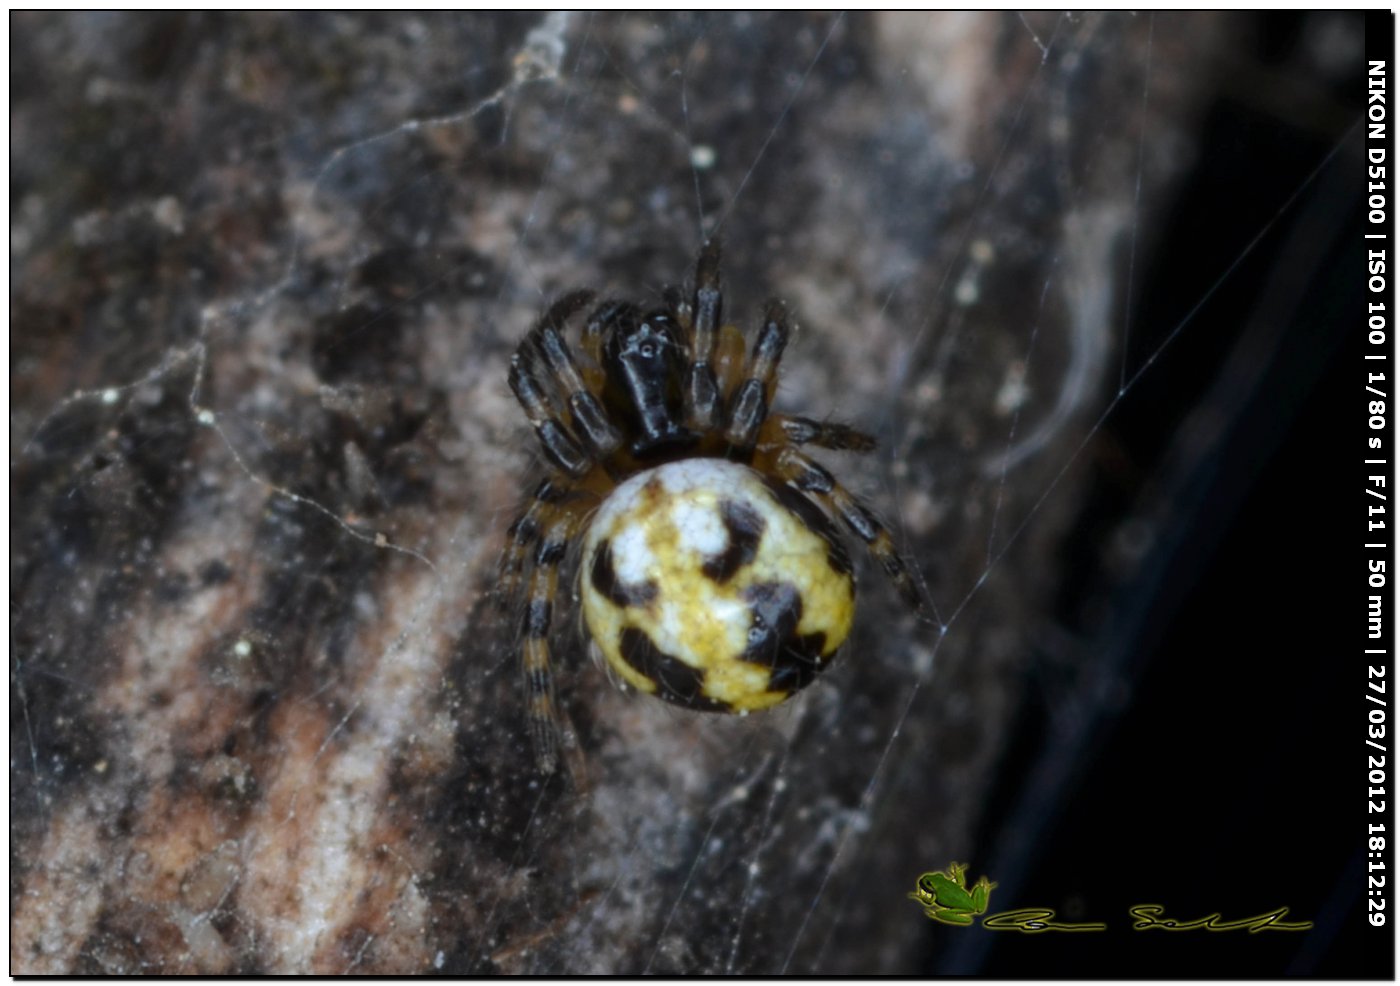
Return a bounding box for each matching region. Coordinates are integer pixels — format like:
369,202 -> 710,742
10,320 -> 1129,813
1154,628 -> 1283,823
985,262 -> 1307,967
724,300 -> 791,449
508,290 -> 621,476
527,292 -> 623,459
683,238 -> 724,432
774,447 -> 925,613
765,414 -> 878,454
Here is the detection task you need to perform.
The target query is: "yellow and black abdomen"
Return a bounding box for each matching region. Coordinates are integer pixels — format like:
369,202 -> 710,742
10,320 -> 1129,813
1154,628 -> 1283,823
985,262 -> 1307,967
580,458 -> 856,712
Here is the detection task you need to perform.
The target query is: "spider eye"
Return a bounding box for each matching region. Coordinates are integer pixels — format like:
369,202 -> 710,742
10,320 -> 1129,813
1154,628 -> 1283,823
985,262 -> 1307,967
638,342 -> 657,359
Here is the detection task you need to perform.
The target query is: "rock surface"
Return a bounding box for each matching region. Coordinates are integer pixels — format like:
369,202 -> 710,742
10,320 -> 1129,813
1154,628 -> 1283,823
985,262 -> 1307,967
12,12 -> 1223,973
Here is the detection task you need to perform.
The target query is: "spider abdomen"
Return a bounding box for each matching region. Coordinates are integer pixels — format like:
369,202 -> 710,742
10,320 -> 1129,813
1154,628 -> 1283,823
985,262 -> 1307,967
580,459 -> 856,712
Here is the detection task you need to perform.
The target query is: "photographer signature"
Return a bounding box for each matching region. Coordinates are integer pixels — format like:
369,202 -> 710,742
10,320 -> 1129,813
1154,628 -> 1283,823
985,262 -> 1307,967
910,865 -> 1313,933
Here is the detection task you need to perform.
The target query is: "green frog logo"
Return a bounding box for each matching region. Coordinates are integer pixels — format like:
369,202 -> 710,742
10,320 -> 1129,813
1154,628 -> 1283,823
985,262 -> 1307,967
908,862 -> 997,926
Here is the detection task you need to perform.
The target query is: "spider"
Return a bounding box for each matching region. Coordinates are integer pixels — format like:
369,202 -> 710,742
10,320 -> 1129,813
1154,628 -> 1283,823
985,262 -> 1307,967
499,240 -> 922,774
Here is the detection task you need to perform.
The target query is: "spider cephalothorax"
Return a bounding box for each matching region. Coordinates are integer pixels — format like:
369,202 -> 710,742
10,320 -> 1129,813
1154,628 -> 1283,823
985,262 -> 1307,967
499,240 -> 921,773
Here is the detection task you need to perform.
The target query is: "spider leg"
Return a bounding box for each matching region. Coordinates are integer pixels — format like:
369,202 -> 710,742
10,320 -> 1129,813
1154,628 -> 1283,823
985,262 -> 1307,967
683,238 -> 723,432
580,299 -> 632,368
519,506 -> 584,775
774,447 -> 924,611
496,477 -> 562,610
509,291 -> 619,476
763,414 -> 878,453
528,294 -> 623,458
724,300 -> 791,449
508,361 -> 590,479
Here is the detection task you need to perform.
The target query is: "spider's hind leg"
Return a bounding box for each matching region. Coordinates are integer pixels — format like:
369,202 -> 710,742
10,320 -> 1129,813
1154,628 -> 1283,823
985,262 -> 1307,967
517,506 -> 586,775
496,474 -> 589,776
496,477 -> 561,610
773,447 -> 925,613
